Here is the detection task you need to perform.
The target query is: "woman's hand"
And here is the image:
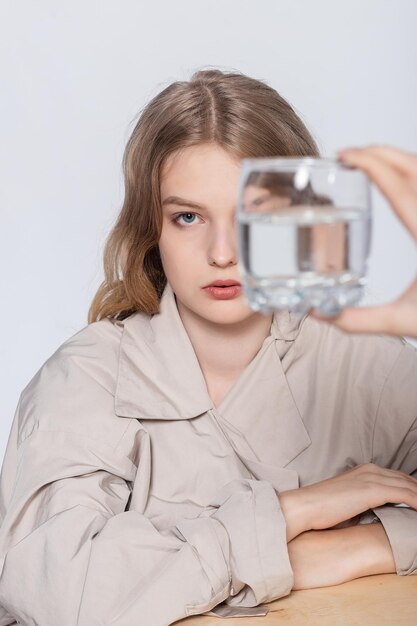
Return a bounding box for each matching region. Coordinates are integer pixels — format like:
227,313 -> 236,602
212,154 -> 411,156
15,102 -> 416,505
288,523 -> 396,590
279,463 -> 417,542
311,145 -> 417,338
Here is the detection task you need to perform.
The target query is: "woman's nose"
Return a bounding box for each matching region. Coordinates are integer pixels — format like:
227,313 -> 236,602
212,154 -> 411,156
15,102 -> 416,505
207,224 -> 238,267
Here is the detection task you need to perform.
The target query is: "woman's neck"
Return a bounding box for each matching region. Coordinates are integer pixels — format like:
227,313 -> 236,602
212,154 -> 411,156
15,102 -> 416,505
176,299 -> 274,382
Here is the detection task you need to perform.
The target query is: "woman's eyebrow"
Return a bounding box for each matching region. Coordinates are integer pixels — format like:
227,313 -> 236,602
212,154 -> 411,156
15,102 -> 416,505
162,196 -> 207,210
162,195 -> 250,214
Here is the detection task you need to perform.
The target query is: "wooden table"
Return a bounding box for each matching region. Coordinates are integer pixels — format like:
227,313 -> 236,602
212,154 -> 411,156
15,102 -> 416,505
176,574 -> 417,625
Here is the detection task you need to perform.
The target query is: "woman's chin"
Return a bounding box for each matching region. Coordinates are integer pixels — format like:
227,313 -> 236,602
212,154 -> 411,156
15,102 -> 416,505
197,302 -> 257,326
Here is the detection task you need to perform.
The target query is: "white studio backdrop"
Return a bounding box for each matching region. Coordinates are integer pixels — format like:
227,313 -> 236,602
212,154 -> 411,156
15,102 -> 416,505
1,0 -> 417,461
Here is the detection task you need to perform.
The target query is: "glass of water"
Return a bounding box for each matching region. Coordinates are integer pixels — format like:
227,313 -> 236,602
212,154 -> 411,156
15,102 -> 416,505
236,157 -> 372,316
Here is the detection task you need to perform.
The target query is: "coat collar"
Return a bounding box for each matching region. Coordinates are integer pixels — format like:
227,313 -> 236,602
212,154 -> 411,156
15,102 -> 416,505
115,281 -> 306,421
114,282 -> 312,479
114,282 -> 213,420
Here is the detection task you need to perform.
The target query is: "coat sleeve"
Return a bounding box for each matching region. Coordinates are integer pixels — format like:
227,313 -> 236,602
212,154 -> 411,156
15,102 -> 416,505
0,390 -> 293,625
369,340 -> 417,575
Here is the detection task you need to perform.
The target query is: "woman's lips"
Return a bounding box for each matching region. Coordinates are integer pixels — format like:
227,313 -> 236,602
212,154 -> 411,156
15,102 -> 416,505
202,285 -> 242,300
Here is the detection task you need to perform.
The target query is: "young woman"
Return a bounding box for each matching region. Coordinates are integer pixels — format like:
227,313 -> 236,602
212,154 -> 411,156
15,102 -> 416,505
0,69 -> 416,626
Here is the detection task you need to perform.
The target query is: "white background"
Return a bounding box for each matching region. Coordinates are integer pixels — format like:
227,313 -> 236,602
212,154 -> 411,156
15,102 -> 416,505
1,0 -> 417,461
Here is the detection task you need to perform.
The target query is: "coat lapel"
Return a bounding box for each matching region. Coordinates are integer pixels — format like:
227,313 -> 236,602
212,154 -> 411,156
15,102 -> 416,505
214,331 -> 311,470
115,282 -> 213,420
115,282 -> 312,479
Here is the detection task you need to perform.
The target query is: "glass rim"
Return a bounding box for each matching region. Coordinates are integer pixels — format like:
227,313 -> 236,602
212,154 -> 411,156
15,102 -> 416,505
240,156 -> 358,171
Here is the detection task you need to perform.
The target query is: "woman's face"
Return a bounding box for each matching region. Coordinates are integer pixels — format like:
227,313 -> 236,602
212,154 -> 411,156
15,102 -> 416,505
158,142 -> 262,327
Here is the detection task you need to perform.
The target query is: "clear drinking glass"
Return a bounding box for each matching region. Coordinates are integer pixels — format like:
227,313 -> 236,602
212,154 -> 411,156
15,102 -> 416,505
236,157 -> 372,316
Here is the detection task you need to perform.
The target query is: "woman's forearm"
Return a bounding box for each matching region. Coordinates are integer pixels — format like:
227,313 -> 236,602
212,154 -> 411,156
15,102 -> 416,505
287,522 -> 396,590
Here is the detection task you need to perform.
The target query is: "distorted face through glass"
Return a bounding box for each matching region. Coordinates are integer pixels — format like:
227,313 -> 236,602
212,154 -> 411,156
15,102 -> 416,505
242,170 -> 347,276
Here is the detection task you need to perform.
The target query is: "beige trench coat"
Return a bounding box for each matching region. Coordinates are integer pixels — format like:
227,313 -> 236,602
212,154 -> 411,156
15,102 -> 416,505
0,282 -> 416,625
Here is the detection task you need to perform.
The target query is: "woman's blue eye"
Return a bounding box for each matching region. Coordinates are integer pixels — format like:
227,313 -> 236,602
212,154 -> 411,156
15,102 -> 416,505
175,212 -> 198,225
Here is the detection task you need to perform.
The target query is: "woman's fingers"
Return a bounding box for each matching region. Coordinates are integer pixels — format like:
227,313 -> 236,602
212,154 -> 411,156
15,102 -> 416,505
354,466 -> 417,510
311,303 -> 398,335
339,145 -> 417,178
280,463 -> 417,541
311,282 -> 417,338
383,486 -> 417,510
337,147 -> 417,239
311,303 -> 410,337
372,464 -> 417,486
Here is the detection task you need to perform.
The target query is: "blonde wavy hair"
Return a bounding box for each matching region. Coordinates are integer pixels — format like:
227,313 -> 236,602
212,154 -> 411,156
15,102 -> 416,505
88,68 -> 319,323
